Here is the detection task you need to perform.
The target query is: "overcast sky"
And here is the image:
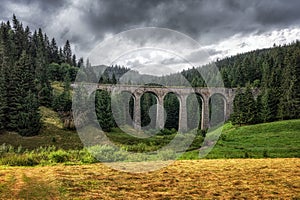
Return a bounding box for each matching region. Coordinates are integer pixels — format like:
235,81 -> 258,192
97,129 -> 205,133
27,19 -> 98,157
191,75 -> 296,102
1,0 -> 300,74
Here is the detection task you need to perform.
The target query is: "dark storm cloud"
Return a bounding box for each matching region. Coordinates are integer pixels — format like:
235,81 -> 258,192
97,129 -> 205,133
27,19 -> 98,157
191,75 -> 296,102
1,0 -> 300,56
0,0 -> 69,29
77,0 -> 300,46
7,0 -> 68,12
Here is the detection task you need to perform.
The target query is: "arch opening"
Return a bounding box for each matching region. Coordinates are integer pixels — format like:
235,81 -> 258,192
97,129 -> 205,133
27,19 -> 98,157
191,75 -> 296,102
163,92 -> 180,131
209,93 -> 226,127
140,92 -> 158,130
111,91 -> 135,128
187,93 -> 203,130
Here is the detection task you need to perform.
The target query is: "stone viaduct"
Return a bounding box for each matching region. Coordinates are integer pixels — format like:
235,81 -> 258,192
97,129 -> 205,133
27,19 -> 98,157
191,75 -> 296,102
97,84 -> 237,132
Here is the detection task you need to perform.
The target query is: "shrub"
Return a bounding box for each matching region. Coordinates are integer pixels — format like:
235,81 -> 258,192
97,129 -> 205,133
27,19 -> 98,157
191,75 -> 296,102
88,145 -> 127,162
244,152 -> 250,158
126,152 -> 150,162
263,150 -> 269,158
157,149 -> 177,161
48,149 -> 70,163
0,154 -> 39,166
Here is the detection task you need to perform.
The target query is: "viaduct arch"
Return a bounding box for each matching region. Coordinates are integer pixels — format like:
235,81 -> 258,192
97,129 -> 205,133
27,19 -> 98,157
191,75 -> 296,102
97,84 -> 237,132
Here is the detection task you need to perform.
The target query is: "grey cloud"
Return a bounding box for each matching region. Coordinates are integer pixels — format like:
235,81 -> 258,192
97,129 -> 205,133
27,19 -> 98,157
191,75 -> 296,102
1,0 -> 300,57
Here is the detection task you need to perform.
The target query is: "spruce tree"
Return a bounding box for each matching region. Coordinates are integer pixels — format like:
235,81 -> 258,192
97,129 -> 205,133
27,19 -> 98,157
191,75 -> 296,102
52,73 -> 72,112
95,90 -> 114,132
49,38 -> 59,63
17,91 -> 41,136
243,84 -> 256,124
292,48 -> 300,118
0,45 -> 6,130
63,40 -> 72,65
231,88 -> 245,126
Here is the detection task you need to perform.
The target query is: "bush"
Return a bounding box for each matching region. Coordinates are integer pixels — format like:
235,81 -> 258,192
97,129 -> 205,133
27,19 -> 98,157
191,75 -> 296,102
157,149 -> 177,161
159,128 -> 177,135
263,150 -> 269,158
88,145 -> 127,162
48,149 -> 70,163
78,149 -> 97,164
197,129 -> 207,137
0,154 -> 39,166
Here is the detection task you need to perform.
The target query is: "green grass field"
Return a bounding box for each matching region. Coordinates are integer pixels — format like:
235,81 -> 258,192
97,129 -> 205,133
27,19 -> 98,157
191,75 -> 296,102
0,106 -> 299,160
181,119 -> 300,159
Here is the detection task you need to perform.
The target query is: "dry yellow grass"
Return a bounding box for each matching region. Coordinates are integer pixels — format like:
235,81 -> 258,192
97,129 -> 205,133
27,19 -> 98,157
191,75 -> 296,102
0,158 -> 299,199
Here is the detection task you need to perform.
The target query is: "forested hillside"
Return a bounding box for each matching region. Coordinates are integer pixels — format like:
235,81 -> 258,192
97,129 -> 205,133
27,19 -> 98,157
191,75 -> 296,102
0,15 -> 79,136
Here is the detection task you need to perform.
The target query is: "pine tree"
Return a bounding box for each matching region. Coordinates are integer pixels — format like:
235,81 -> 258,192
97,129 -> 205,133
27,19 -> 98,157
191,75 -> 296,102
231,88 -> 245,126
260,88 -> 278,122
4,51 -> 38,132
63,40 -> 72,65
0,45 -> 6,130
111,73 -> 117,84
17,91 -> 41,136
49,38 -> 59,63
72,54 -> 77,67
243,84 -> 256,124
292,48 -> 300,118
36,54 -> 53,106
52,73 -> 72,112
95,90 -> 114,132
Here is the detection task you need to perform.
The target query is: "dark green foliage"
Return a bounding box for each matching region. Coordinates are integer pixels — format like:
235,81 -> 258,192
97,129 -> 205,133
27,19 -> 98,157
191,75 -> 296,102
95,90 -> 114,132
231,88 -> 244,125
231,85 -> 257,125
164,93 -> 179,130
17,91 -> 41,136
260,88 -> 278,122
6,51 -> 38,131
141,93 -> 157,128
63,40 -> 72,65
52,74 -> 72,112
0,16 -> 79,136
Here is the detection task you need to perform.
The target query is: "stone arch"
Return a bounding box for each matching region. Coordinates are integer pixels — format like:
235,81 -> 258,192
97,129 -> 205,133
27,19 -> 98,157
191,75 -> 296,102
186,93 -> 204,130
111,90 -> 135,127
140,91 -> 158,129
163,92 -> 180,130
209,93 -> 227,127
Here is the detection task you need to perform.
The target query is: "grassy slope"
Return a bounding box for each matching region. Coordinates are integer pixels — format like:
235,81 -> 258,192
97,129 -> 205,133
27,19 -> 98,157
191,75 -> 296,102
0,158 -> 299,199
0,106 -> 83,150
181,119 -> 300,159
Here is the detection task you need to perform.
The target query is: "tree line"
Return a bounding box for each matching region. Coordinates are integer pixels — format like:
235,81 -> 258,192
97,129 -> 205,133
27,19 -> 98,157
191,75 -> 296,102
0,15 -> 80,135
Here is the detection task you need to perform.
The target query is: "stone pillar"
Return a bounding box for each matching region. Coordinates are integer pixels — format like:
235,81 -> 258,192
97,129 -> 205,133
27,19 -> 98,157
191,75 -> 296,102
201,97 -> 210,130
225,91 -> 235,121
225,99 -> 231,121
156,95 -> 165,130
178,94 -> 188,133
133,94 -> 141,130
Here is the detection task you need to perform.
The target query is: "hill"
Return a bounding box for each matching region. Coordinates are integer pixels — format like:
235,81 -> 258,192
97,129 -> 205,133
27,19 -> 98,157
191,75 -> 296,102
0,106 -> 83,150
181,119 -> 300,159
